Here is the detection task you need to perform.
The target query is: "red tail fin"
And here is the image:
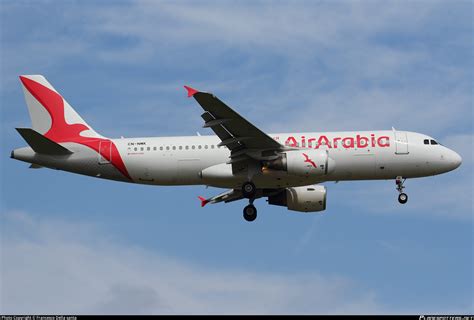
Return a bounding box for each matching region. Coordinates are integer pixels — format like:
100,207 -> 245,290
19,75 -> 102,142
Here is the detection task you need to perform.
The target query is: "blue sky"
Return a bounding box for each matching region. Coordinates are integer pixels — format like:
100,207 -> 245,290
1,0 -> 472,314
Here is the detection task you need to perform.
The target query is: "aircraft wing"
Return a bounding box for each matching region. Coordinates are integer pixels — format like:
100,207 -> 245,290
185,86 -> 284,167
198,188 -> 284,207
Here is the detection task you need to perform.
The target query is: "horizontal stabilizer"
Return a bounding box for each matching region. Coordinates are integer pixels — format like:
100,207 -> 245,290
16,128 -> 72,155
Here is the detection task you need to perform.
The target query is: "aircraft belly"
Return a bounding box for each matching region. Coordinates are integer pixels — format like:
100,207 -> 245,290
177,159 -> 201,184
326,151 -> 377,180
202,168 -> 321,189
147,157 -> 177,184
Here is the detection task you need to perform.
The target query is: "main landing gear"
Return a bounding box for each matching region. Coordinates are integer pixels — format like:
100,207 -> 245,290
396,176 -> 408,204
242,181 -> 256,199
243,202 -> 257,222
242,182 -> 257,222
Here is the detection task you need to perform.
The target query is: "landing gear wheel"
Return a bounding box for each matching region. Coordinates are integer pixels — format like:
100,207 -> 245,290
243,204 -> 257,222
395,176 -> 408,204
242,181 -> 256,198
398,193 -> 408,204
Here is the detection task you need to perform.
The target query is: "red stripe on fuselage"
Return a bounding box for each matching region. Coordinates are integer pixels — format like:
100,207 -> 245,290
20,76 -> 131,180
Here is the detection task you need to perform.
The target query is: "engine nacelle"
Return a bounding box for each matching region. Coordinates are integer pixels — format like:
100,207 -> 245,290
268,185 -> 327,212
264,150 -> 335,177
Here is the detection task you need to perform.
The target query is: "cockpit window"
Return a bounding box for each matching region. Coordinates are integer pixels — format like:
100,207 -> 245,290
424,139 -> 429,145
430,140 -> 438,145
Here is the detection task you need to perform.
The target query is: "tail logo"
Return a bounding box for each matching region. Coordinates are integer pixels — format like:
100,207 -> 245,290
20,76 -> 131,180
20,76 -> 90,142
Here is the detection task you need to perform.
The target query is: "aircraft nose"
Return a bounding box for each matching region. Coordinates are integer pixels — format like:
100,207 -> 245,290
449,150 -> 462,170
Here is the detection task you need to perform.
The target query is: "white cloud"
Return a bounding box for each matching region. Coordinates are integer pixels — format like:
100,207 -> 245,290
90,1 -> 459,55
74,0 -> 471,137
0,210 -> 384,314
2,1 -> 471,139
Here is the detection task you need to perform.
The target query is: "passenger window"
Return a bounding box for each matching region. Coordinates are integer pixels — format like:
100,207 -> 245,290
179,146 -> 182,150
424,139 -> 429,145
166,146 -> 170,150
211,145 -> 215,149
140,147 -> 144,151
160,147 -> 163,151
204,145 -> 208,149
185,146 -> 189,150
172,146 -> 176,150
431,140 -> 438,145
153,147 -> 157,151
192,145 -> 195,149
134,147 -> 137,151
198,145 -> 202,149
147,147 -> 150,151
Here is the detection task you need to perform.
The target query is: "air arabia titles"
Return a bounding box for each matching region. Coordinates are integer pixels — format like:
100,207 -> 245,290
281,133 -> 391,149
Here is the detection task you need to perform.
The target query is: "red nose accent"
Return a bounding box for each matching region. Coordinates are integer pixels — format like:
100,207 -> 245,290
184,85 -> 198,97
198,196 -> 208,207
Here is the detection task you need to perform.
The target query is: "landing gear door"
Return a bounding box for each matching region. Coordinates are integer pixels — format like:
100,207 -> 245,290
394,130 -> 409,154
98,140 -> 112,164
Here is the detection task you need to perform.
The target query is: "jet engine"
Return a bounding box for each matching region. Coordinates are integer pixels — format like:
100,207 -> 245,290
263,150 -> 335,177
268,185 -> 327,212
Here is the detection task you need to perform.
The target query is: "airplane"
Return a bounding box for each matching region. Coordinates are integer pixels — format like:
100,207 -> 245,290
11,75 -> 462,221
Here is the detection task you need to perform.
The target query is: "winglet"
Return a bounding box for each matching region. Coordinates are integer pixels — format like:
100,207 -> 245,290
198,196 -> 209,207
184,85 -> 198,98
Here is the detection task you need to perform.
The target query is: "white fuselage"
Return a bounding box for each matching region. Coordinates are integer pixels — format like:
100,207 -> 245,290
12,128 -> 463,203
12,129 -> 462,189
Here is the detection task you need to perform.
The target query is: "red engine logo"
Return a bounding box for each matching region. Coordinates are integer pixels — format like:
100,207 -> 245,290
302,153 -> 317,168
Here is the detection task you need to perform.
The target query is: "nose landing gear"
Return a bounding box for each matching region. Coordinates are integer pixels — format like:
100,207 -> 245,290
396,176 -> 408,204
